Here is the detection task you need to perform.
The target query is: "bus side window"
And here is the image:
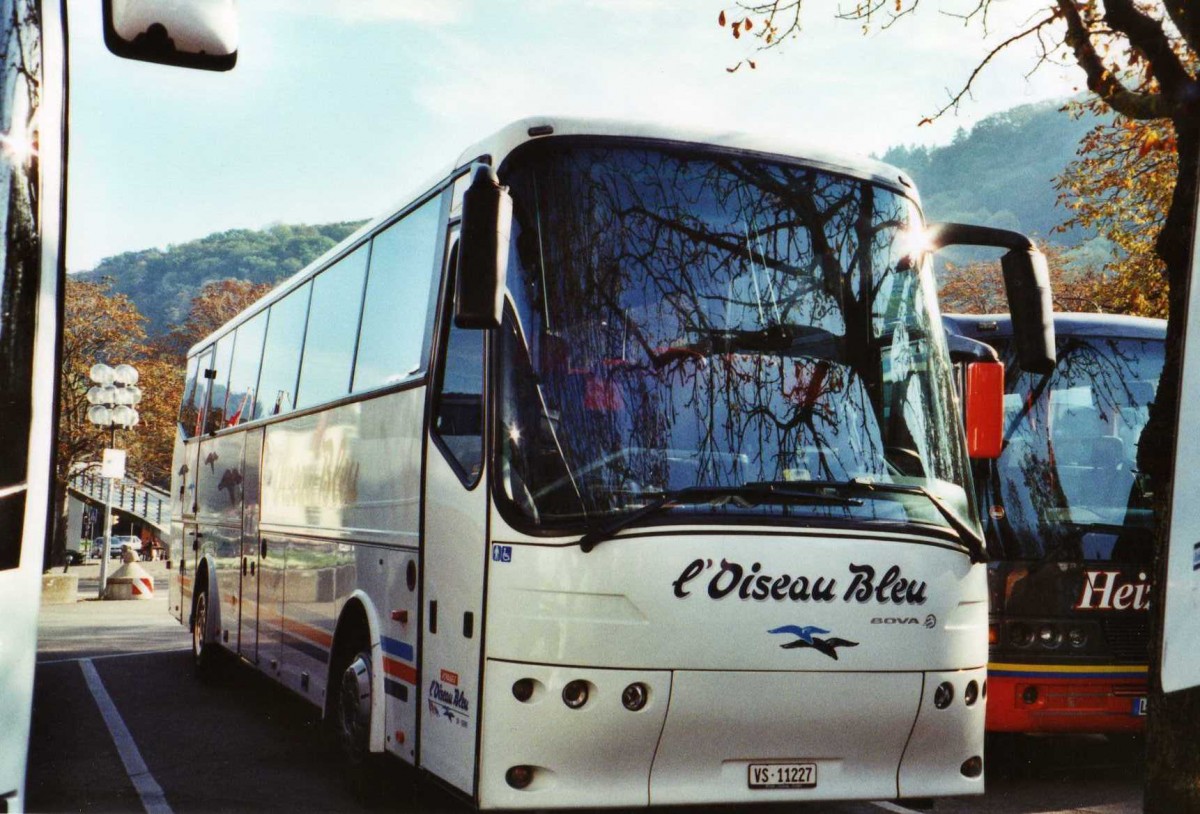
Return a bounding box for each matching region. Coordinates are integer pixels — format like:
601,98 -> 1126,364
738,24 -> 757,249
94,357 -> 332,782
203,332 -> 235,434
432,240 -> 484,486
256,282 -> 311,419
353,196 -> 442,392
180,347 -> 213,439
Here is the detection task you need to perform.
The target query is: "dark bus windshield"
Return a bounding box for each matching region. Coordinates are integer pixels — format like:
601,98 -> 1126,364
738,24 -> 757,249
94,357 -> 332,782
986,334 -> 1164,562
494,141 -> 972,535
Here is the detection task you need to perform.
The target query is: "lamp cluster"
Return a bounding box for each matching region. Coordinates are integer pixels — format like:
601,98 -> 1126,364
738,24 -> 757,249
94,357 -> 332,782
86,363 -> 142,428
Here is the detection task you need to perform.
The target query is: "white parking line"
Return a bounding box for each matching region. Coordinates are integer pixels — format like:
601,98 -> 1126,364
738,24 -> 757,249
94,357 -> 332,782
38,647 -> 189,666
79,659 -> 174,814
873,802 -> 922,814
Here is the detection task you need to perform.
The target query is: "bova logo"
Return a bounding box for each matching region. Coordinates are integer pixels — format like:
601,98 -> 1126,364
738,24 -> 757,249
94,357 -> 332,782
768,624 -> 859,660
870,614 -> 937,628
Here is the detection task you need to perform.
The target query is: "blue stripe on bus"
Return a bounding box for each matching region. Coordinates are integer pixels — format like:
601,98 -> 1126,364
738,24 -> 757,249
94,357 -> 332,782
989,667 -> 1148,680
385,678 -> 410,702
381,635 -> 415,662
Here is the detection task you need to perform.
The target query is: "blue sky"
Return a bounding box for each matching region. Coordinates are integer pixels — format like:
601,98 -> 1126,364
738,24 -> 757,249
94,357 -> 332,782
66,1 -> 1081,271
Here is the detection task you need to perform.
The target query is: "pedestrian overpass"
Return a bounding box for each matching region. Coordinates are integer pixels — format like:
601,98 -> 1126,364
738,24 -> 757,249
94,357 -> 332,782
67,472 -> 171,535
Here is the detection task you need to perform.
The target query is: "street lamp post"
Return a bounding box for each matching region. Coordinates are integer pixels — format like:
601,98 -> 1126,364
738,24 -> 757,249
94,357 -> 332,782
86,363 -> 142,599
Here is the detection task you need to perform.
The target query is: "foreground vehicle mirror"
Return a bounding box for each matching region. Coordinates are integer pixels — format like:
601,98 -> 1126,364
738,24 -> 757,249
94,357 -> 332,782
965,361 -> 1004,459
103,0 -> 238,72
455,164 -> 513,329
927,222 -> 1055,374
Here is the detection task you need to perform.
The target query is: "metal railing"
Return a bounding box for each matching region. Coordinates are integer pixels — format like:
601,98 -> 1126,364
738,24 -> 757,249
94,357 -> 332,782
69,472 -> 171,529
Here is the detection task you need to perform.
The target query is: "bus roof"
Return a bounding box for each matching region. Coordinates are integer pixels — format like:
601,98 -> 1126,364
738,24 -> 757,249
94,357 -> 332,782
187,116 -> 918,357
942,312 -> 1166,342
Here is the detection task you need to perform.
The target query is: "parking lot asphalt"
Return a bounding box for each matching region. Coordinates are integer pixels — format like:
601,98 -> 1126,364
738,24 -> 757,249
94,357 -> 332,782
27,586 -> 1142,814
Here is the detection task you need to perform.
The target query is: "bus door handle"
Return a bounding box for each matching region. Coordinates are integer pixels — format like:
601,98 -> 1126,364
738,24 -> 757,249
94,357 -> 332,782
242,556 -> 248,576
261,539 -> 268,558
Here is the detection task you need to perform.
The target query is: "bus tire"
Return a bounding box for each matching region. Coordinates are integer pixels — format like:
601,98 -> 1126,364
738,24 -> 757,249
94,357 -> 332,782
331,647 -> 383,798
191,587 -> 221,680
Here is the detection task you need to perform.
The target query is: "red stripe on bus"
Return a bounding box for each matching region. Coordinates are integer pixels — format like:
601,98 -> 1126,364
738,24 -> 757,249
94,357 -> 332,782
383,657 -> 417,685
282,616 -> 334,649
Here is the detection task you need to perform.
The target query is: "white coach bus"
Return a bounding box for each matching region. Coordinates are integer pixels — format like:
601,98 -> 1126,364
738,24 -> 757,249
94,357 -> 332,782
169,117 -> 1056,808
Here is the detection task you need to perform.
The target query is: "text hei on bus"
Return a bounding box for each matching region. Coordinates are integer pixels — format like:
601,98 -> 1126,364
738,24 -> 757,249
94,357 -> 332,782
943,312 -> 1164,734
168,118 -> 1057,808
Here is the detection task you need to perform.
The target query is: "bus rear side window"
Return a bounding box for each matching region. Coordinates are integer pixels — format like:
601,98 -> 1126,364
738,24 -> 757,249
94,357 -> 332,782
179,350 -> 211,439
353,197 -> 441,392
224,310 -> 267,428
256,283 -> 311,419
203,332 -> 236,434
296,244 -> 369,409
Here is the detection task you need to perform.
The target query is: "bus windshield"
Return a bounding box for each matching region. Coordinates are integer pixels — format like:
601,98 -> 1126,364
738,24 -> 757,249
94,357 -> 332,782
495,141 -> 972,535
989,335 -> 1164,562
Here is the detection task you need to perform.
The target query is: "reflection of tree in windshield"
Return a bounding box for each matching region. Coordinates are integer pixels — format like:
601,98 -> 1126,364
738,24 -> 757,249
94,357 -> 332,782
498,143 -> 968,529
990,337 -> 1164,561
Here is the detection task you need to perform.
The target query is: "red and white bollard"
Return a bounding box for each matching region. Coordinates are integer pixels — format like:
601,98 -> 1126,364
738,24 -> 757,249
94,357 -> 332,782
104,545 -> 154,600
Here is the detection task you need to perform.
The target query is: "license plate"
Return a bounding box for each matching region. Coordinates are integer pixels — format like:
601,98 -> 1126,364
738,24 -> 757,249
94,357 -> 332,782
748,762 -> 817,789
1133,697 -> 1148,716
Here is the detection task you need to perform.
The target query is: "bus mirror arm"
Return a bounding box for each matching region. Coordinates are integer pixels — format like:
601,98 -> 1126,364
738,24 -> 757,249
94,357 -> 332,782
455,164 -> 513,330
926,222 -> 1056,375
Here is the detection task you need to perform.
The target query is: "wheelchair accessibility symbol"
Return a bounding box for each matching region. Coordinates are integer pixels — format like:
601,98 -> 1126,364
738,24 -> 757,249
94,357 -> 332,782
492,544 -> 512,563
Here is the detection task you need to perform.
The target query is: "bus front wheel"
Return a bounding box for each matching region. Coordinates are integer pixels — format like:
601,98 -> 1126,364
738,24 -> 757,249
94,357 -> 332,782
191,588 -> 220,679
334,650 -> 373,766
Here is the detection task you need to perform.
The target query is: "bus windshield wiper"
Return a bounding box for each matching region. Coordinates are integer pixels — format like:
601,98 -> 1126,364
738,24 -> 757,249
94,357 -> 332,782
841,478 -> 988,564
577,483 -> 862,553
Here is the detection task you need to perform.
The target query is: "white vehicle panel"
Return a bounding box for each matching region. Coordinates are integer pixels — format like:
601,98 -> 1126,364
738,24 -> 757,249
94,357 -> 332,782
478,660 -> 672,809
649,670 -> 919,803
260,390 -> 423,545
484,528 -> 987,672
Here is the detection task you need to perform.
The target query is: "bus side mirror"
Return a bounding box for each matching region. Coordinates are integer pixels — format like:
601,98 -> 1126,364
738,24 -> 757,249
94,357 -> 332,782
1001,248 -> 1056,375
455,164 -> 512,330
103,0 -> 238,72
965,361 -> 1004,459
926,222 -> 1056,375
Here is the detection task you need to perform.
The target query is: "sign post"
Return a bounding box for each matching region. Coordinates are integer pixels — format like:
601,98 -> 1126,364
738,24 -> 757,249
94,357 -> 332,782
96,448 -> 126,598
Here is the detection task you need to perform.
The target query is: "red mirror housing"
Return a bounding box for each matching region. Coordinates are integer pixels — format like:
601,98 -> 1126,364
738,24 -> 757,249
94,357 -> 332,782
966,361 -> 1004,459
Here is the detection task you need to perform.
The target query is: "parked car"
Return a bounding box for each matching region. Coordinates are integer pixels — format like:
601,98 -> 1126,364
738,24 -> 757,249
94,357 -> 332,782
91,535 -> 142,559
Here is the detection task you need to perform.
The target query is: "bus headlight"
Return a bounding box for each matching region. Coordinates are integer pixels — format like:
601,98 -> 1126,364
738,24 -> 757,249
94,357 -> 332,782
1067,626 -> 1088,648
964,680 -> 980,706
512,678 -> 536,703
506,765 -> 535,789
621,682 -> 648,711
562,679 -> 590,709
934,681 -> 954,709
1037,624 -> 1062,649
1008,622 -> 1034,647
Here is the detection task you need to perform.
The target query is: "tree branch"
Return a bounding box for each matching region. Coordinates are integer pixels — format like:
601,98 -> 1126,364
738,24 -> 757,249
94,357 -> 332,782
1103,0 -> 1191,93
1159,0 -> 1200,70
918,14 -> 1060,123
1057,0 -> 1169,120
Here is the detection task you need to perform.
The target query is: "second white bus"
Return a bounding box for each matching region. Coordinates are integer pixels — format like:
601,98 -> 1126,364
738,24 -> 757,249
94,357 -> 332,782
169,117 -> 1055,808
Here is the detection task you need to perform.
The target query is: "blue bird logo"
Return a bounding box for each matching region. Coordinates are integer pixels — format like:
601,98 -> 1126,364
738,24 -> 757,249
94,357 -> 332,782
768,624 -> 829,644
768,624 -> 859,660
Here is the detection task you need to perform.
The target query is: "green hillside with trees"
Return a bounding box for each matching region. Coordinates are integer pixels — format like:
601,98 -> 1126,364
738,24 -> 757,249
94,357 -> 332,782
878,99 -> 1099,242
71,99 -> 1100,341
74,221 -> 366,336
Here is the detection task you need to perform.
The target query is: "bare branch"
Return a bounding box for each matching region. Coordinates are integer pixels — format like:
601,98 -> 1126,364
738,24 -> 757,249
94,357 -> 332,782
918,14 -> 1060,124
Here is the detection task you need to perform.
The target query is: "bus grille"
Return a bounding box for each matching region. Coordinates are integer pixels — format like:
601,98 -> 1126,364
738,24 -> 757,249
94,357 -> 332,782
1101,617 -> 1149,663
